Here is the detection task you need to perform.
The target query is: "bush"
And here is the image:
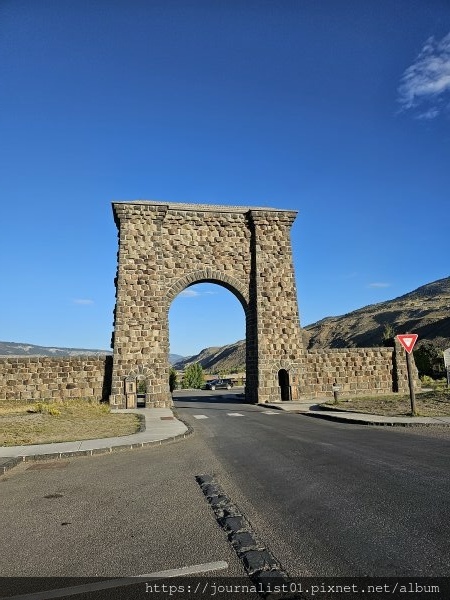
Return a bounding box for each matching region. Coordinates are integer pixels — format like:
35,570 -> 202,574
34,402 -> 61,416
414,342 -> 445,379
182,363 -> 204,389
169,368 -> 177,392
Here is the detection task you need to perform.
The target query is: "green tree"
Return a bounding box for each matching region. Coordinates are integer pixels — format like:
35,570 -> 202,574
413,342 -> 445,379
136,377 -> 147,393
169,368 -> 177,393
381,323 -> 395,347
182,363 -> 204,389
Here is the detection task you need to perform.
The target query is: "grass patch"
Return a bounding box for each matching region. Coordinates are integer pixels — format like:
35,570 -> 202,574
0,398 -> 140,446
325,388 -> 450,417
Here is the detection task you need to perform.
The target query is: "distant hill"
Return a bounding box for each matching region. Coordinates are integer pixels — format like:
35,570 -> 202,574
174,340 -> 245,373
0,341 -> 186,365
0,341 -> 186,366
0,341 -> 112,357
304,276 -> 450,350
169,354 -> 185,365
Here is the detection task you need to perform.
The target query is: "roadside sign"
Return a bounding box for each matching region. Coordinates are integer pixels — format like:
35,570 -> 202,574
444,348 -> 450,368
397,334 -> 418,354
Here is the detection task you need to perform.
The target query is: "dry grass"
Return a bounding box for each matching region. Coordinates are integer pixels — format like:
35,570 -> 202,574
325,388 -> 450,417
0,398 -> 140,446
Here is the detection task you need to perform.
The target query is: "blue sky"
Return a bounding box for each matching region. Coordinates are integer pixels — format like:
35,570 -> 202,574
1,1 -> 449,357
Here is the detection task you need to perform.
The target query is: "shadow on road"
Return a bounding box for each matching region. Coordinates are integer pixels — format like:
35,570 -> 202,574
173,390 -> 253,409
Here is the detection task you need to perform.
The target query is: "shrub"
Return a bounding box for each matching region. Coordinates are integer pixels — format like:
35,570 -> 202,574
34,402 -> 61,416
169,368 -> 177,392
182,363 -> 204,389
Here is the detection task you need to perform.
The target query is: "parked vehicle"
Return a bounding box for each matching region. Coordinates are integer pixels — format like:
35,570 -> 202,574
204,379 -> 233,390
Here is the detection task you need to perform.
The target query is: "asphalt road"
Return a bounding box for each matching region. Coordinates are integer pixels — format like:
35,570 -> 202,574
0,389 -> 449,586
173,390 -> 450,578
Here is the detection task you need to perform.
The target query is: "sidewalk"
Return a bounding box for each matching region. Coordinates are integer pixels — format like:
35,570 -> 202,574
0,407 -> 189,473
263,401 -> 450,426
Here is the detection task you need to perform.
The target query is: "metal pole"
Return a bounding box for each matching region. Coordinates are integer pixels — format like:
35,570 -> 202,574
406,349 -> 417,416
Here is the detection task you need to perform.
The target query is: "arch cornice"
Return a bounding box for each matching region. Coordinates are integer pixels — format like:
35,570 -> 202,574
166,269 -> 249,311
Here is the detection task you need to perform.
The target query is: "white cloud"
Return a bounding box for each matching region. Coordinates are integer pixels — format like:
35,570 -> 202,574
368,282 -> 390,289
73,298 -> 94,305
415,107 -> 440,120
179,289 -> 200,298
398,32 -> 450,118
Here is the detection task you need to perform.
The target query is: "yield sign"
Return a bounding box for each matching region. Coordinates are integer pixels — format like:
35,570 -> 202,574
397,334 -> 418,354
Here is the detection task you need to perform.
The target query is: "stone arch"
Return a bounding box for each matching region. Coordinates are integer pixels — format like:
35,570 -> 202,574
109,200 -> 305,407
166,269 -> 249,312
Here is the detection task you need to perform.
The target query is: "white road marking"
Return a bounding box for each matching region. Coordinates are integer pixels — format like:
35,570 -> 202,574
262,410 -> 280,414
193,415 -> 208,419
227,413 -> 244,417
3,562 -> 229,600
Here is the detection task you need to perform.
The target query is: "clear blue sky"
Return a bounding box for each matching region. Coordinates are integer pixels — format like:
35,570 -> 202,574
1,1 -> 449,357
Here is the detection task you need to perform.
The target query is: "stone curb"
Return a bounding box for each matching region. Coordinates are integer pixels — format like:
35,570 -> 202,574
0,457 -> 23,475
302,411 -> 450,427
0,410 -> 194,474
196,474 -> 296,595
260,402 -> 450,427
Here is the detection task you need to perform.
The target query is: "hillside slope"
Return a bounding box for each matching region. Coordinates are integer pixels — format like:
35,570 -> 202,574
304,276 -> 450,350
174,340 -> 245,373
0,342 -> 184,365
0,341 -> 111,357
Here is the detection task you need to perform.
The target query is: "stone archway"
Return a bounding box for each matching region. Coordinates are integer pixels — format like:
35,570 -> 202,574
109,200 -> 305,408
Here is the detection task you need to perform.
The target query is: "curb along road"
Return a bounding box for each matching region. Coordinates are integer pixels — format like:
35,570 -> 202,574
0,408 -> 193,475
2,402 -> 449,475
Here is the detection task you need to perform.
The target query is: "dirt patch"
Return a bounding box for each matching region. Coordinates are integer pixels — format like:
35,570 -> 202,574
0,399 -> 140,446
325,389 -> 450,417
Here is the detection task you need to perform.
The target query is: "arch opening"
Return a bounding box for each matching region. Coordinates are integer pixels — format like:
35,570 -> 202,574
278,368 -> 291,402
169,281 -> 247,399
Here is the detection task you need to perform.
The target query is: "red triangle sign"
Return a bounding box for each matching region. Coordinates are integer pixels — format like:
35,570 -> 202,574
397,334 -> 418,354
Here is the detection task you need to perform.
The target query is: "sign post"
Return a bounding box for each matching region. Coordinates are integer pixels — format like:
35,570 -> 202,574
397,334 -> 419,416
444,348 -> 450,388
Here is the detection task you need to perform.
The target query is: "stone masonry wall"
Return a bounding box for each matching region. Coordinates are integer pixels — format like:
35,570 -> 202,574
0,356 -> 112,402
0,347 -> 418,404
302,346 -> 419,398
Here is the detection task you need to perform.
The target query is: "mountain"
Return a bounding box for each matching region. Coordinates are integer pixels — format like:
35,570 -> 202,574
304,276 -> 450,350
169,354 -> 185,365
174,340 -> 245,373
0,341 -> 112,357
0,342 -> 186,364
